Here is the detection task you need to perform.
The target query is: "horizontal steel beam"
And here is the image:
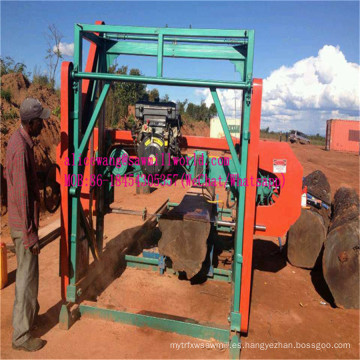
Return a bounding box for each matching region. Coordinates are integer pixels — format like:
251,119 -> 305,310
107,41 -> 245,61
73,72 -> 249,89
124,254 -> 232,282
78,23 -> 249,38
79,304 -> 230,343
106,33 -> 248,45
124,254 -> 158,266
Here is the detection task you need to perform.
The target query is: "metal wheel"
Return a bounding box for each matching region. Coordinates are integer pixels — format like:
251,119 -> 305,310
44,163 -> 61,213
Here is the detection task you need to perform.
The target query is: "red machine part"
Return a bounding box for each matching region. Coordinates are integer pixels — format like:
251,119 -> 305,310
239,80 -> 303,332
240,79 -> 262,333
255,141 -> 303,237
57,61 -> 72,300
57,21 -> 104,300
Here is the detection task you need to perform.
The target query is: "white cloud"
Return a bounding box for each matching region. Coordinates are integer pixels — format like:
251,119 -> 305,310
54,42 -> 74,57
196,88 -> 243,119
263,45 -> 359,112
196,45 -> 359,135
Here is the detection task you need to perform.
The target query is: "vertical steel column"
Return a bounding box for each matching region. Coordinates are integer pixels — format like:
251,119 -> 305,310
239,79 -> 262,334
95,36 -> 108,252
157,33 -> 164,77
67,24 -> 83,301
229,30 -> 254,340
210,89 -> 240,175
210,31 -> 254,357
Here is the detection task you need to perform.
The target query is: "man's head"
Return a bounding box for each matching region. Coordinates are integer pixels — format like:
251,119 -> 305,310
20,98 -> 51,137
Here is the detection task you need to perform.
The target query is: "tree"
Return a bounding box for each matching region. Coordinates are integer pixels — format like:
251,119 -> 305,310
105,64 -> 148,127
32,65 -> 51,87
45,24 -> 63,88
0,56 -> 30,79
209,103 -> 217,118
176,99 -> 188,115
160,94 -> 170,102
148,88 -> 159,102
186,102 -> 196,119
180,100 -> 218,124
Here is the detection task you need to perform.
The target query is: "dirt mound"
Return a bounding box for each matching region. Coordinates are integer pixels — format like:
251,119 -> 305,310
1,73 -> 60,171
1,73 -> 60,214
182,119 -> 210,137
1,72 -> 31,106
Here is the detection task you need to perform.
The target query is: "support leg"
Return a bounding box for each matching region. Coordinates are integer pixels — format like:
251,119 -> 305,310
59,303 -> 80,330
229,332 -> 241,359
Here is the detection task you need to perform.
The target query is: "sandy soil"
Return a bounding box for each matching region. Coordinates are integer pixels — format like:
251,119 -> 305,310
0,143 -> 359,359
288,142 -> 359,196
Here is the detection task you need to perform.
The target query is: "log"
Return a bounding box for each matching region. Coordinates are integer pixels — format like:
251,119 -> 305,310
329,187 -> 359,232
158,188 -> 214,279
303,170 -> 331,204
303,170 -> 331,228
287,209 -> 327,269
323,187 -> 359,309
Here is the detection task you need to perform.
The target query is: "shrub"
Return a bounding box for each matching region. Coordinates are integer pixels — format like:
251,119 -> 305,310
2,109 -> 17,121
0,56 -> 31,79
127,113 -> 136,127
0,88 -> 11,102
0,127 -> 9,135
52,105 -> 60,117
33,74 -> 52,87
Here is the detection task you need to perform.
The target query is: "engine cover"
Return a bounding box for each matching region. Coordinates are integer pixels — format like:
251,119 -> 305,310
138,134 -> 168,176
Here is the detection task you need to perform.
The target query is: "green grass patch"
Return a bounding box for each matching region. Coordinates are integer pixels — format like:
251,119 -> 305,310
1,88 -> 12,102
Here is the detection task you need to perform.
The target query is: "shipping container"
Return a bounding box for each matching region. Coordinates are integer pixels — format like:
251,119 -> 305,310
325,119 -> 360,153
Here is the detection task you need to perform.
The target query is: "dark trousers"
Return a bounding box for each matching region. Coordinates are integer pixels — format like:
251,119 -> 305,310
11,229 -> 39,346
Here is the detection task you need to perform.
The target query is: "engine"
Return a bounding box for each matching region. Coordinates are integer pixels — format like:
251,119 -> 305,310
132,101 -> 182,176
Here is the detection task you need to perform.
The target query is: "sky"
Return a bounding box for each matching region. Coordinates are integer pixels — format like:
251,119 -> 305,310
1,0 -> 359,135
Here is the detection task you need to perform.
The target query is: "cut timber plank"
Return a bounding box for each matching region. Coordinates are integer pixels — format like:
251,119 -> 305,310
6,218 -> 60,253
39,218 -> 61,249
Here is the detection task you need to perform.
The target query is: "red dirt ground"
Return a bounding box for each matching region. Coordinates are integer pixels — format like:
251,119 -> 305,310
0,143 -> 359,359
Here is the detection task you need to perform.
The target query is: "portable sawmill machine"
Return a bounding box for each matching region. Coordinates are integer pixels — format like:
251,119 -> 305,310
57,22 -> 303,358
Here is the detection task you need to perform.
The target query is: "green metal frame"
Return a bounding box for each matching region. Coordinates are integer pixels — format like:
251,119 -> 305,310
124,254 -> 232,282
63,23 -> 254,358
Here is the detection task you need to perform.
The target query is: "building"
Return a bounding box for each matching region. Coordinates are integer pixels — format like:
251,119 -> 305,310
210,117 -> 241,138
325,119 -> 360,153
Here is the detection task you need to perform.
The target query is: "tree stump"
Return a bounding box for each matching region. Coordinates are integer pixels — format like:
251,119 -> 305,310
323,187 -> 359,309
287,209 -> 327,268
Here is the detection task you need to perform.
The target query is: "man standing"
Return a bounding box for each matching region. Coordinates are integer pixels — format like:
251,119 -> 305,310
6,98 -> 50,352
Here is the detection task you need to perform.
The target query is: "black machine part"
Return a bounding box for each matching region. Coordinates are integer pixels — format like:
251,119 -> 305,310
137,133 -> 170,176
133,101 -> 182,176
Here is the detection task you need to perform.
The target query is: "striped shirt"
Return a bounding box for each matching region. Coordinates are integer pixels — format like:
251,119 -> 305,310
5,127 -> 40,248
